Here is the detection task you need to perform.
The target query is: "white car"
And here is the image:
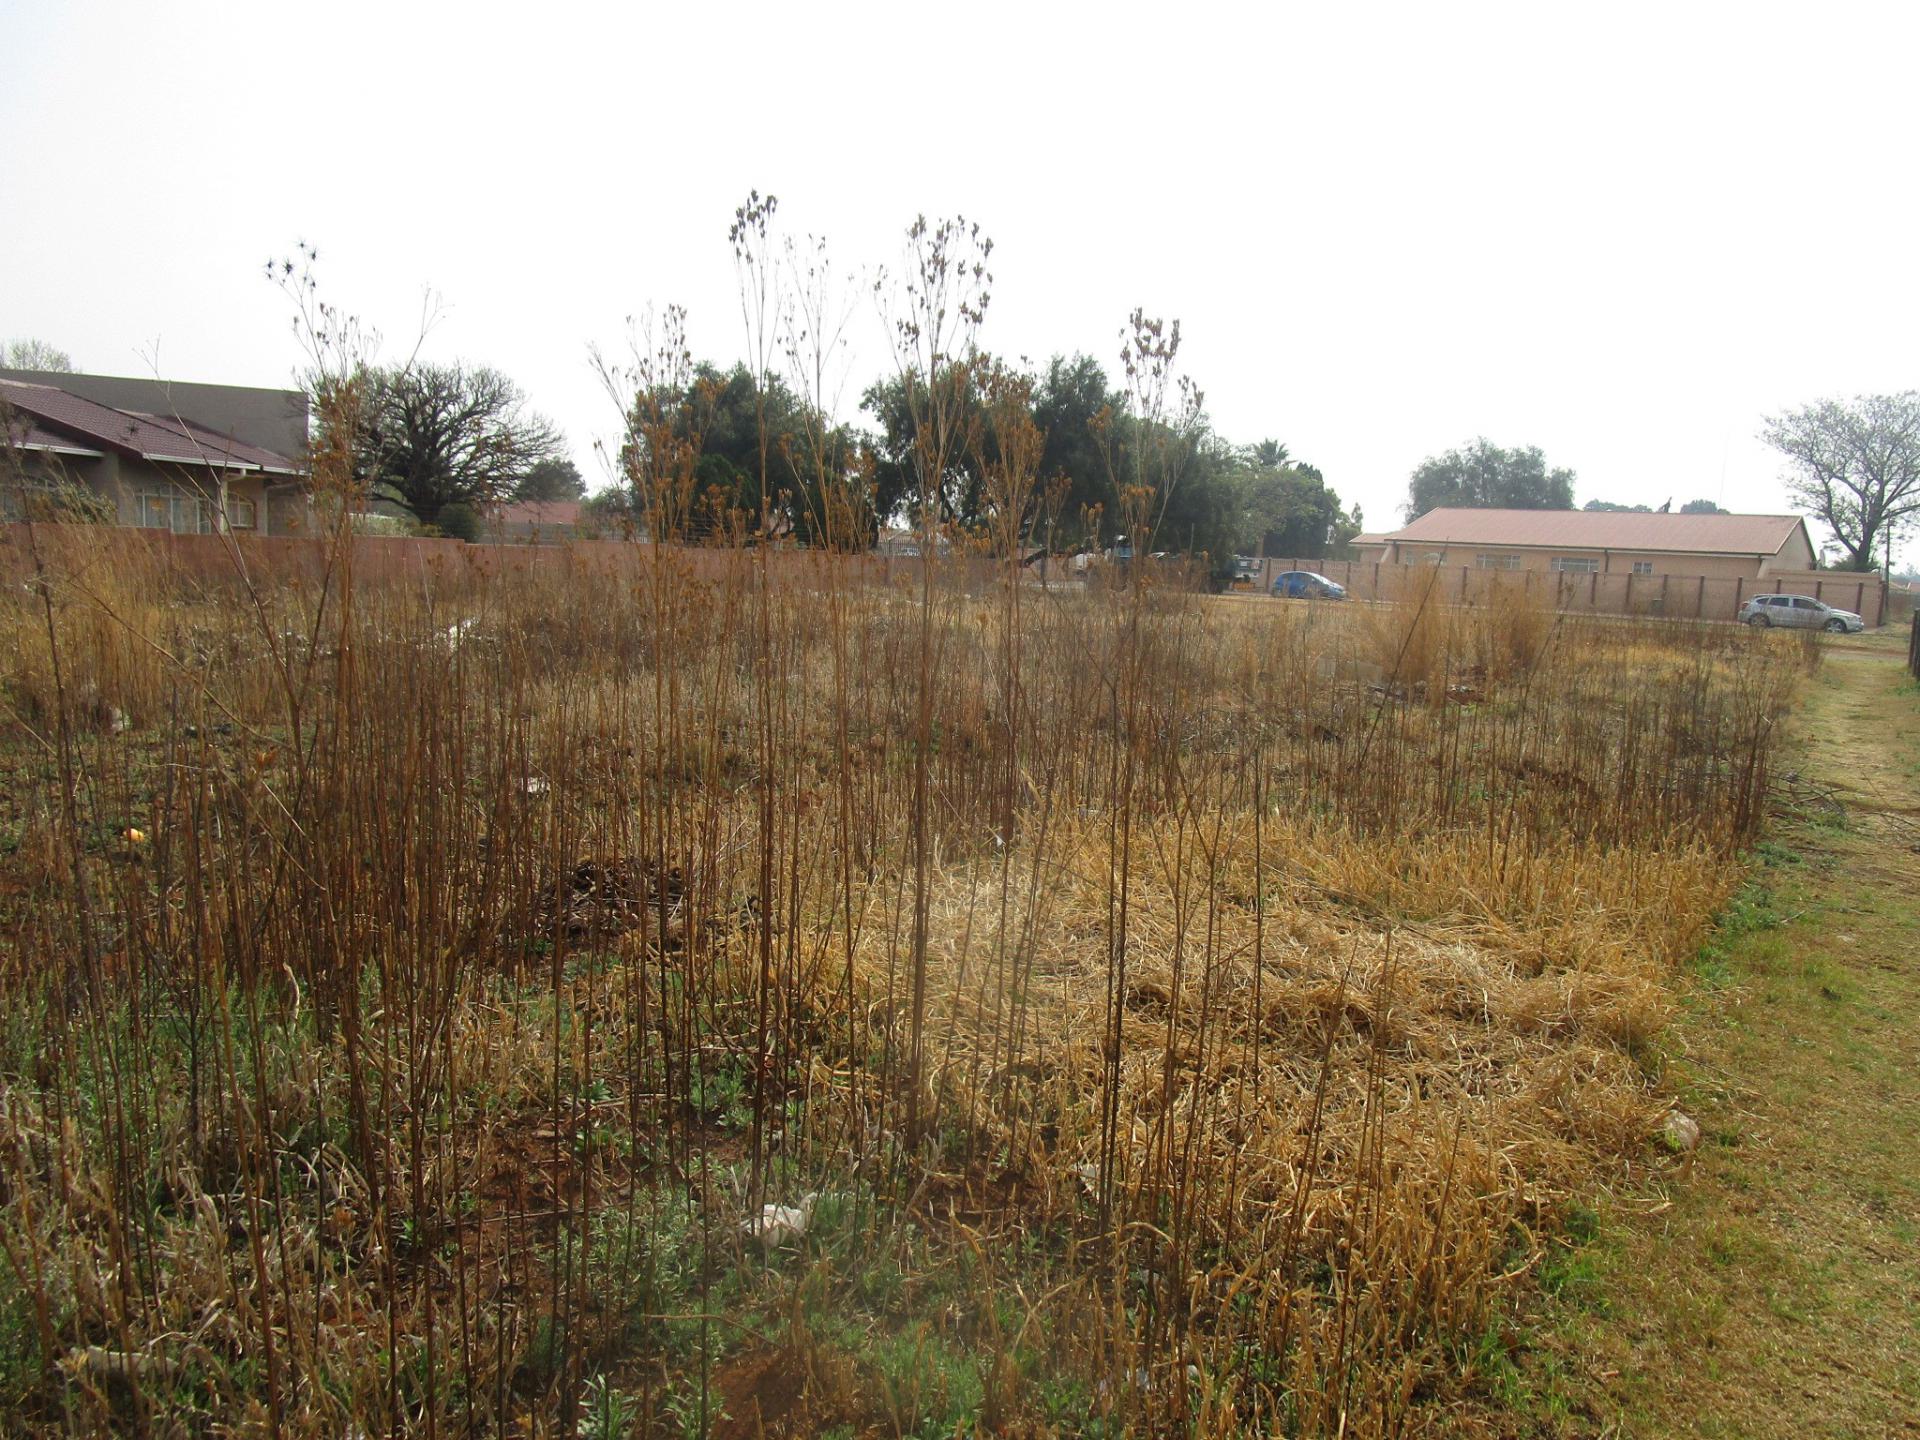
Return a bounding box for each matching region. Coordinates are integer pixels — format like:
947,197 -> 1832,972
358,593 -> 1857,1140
1737,594 -> 1864,633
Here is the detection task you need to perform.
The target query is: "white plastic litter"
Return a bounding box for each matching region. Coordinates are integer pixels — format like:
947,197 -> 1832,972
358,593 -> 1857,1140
742,1193 -> 817,1249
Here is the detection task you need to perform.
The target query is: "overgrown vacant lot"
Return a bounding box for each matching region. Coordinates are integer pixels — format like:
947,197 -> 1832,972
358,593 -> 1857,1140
0,534 -> 1810,1437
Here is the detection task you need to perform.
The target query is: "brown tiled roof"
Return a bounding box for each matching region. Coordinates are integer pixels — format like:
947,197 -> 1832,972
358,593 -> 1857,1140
491,500 -> 583,527
5,414 -> 105,458
0,379 -> 303,474
1385,508 -> 1806,556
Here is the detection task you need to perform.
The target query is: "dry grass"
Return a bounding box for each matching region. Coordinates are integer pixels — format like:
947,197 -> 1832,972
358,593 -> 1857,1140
0,526 -> 1808,1436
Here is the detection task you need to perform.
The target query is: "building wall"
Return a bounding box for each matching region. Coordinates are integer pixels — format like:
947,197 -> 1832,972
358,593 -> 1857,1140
1355,541 -> 1771,581
10,446 -> 283,534
1763,526 -> 1816,573
97,457 -> 275,535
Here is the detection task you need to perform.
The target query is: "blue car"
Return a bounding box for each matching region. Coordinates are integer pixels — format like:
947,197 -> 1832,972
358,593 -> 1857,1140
1271,569 -> 1347,600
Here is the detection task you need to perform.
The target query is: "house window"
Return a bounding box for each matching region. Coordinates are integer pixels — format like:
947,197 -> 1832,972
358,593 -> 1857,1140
1405,550 -> 1446,565
1550,555 -> 1599,574
136,491 -> 212,533
225,498 -> 257,530
1476,553 -> 1522,570
1631,561 -> 1654,576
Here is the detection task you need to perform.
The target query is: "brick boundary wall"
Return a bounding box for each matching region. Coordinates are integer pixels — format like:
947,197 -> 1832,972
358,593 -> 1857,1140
0,526 -> 1892,629
0,525 -> 902,594
1251,557 -> 1888,628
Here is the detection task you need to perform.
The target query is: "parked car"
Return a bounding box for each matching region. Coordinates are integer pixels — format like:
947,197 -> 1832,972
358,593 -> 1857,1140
1737,593 -> 1864,632
1271,570 -> 1347,600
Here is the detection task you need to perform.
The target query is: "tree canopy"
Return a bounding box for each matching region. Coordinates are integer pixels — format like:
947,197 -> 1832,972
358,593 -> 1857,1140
515,457 -> 584,503
1405,439 -> 1575,519
349,362 -> 567,526
1234,441 -> 1359,557
604,344 -> 1357,576
862,351 -> 1353,569
1763,393 -> 1920,571
1583,497 -> 1727,514
618,362 -> 866,544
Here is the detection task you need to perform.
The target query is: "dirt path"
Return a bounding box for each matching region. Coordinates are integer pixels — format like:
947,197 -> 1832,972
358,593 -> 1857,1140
1503,643 -> 1920,1437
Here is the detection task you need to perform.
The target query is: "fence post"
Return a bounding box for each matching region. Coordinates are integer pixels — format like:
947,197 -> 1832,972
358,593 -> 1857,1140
1910,612 -> 1920,679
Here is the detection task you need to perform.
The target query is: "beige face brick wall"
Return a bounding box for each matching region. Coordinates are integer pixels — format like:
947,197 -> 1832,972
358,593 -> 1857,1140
1374,547 -> 1768,579
1261,556 -> 1887,627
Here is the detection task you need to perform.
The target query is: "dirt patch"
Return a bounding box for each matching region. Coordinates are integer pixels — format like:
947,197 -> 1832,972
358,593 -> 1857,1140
711,1341 -> 882,1440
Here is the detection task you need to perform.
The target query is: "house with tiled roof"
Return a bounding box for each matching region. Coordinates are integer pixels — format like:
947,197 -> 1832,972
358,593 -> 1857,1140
1,370 -> 308,534
485,498 -> 587,544
1351,508 -> 1816,582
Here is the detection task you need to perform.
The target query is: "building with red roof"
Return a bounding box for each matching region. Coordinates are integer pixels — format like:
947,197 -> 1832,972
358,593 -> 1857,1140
1,370 -> 308,534
1351,507 -> 1817,582
484,498 -> 589,544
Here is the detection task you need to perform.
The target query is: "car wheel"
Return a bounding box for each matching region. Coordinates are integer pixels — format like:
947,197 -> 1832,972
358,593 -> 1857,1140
1825,618 -> 1846,633
1747,613 -> 1769,627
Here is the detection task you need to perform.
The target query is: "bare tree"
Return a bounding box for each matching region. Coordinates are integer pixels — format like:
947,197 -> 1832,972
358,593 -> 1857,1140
3,337 -> 74,372
1763,392 -> 1920,572
351,362 -> 566,526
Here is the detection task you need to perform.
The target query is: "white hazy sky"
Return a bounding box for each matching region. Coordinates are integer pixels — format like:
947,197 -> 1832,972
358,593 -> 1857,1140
4,0 -> 1917,541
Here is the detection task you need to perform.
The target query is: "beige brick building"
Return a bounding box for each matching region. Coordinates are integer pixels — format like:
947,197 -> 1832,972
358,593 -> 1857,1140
1351,508 -> 1816,581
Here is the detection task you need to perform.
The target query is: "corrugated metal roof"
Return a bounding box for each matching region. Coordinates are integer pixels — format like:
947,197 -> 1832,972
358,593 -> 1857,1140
0,379 -> 303,474
1384,508 -> 1806,556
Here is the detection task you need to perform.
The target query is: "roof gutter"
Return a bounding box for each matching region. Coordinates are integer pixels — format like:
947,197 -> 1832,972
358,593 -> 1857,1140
140,451 -> 262,473
15,440 -> 105,459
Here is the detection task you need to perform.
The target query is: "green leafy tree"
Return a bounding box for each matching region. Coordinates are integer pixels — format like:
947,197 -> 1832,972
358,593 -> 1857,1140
1031,354 -> 1122,543
1582,499 -> 1651,512
1763,393 -> 1920,571
1406,438 -> 1575,519
865,350 -> 1131,545
433,501 -> 482,542
1236,440 -> 1355,556
515,457 -> 585,502
577,488 -> 634,535
1153,431 -> 1240,567
350,362 -> 566,526
1680,498 -> 1727,514
624,361 -> 863,542
862,361 -> 994,530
